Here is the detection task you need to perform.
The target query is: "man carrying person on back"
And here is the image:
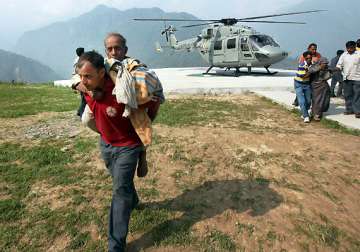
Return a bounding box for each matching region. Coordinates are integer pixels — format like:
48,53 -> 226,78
74,33 -> 164,177
293,43 -> 322,106
336,41 -> 360,118
77,51 -> 142,252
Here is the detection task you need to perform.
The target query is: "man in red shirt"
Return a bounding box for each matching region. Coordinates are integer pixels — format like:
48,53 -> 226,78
77,51 -> 142,252
298,43 -> 321,64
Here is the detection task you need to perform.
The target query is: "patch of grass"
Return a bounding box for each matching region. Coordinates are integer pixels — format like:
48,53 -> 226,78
68,232 -> 91,250
23,144 -> 73,166
130,207 -> 172,233
74,137 -> 97,153
153,218 -> 194,247
171,169 -> 187,180
201,230 -> 236,251
0,225 -> 21,250
0,199 -> 25,221
236,222 -> 255,237
206,160 -> 217,175
294,218 -> 342,248
0,143 -> 22,162
70,189 -> 89,205
320,189 -> 339,203
155,98 -> 259,127
0,84 -> 78,118
320,118 -> 360,136
144,178 -> 158,186
0,142 -> 76,199
273,178 -> 303,192
138,187 -> 160,200
266,230 -> 278,243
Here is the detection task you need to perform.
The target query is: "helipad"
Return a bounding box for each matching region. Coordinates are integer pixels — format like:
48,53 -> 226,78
154,67 -> 360,130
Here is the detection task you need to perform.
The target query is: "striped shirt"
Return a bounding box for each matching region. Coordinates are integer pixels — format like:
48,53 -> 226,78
294,61 -> 310,83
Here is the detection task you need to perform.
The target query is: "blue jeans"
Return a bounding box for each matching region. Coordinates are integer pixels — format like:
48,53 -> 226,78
294,80 -> 312,118
100,139 -> 143,252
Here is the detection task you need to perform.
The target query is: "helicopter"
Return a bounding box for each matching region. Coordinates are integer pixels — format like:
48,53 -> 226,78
134,10 -> 325,75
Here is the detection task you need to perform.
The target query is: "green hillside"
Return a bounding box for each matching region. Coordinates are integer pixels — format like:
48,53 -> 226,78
0,50 -> 60,83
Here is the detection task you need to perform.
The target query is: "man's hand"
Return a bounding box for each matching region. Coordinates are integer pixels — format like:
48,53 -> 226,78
76,82 -> 88,93
149,95 -> 160,102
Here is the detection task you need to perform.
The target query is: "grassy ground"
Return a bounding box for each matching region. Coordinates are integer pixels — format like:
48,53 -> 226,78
0,84 -> 359,251
0,83 -> 78,118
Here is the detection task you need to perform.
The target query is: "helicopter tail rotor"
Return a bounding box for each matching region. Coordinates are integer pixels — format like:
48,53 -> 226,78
162,20 -> 169,42
161,25 -> 176,42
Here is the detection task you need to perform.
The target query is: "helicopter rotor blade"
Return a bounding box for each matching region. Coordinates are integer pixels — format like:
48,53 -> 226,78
133,18 -> 218,22
236,10 -> 326,21
181,22 -> 220,28
134,10 -> 326,27
240,20 -> 306,24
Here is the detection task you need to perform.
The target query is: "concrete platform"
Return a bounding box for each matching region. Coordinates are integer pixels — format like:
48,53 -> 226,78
154,67 -> 360,130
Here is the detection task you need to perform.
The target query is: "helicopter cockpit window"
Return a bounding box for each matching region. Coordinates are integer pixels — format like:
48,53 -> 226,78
214,40 -> 222,50
227,38 -> 236,49
249,35 -> 280,48
240,38 -> 249,51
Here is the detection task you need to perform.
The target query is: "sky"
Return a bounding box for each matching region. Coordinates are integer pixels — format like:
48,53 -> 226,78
0,0 -> 302,50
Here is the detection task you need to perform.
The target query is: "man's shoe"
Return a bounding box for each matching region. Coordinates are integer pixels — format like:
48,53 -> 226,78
355,113 -> 360,118
137,150 -> 148,178
344,111 -> 355,115
304,117 -> 310,123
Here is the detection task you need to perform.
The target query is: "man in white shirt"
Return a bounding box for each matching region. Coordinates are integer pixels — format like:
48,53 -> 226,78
336,41 -> 360,118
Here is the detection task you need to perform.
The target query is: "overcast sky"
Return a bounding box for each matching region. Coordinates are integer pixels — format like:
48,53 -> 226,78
0,0 -> 303,50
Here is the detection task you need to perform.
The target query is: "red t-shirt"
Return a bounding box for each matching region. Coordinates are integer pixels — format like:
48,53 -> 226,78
84,76 -> 142,147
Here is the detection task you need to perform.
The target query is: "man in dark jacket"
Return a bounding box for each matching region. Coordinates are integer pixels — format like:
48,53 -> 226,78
329,50 -> 344,97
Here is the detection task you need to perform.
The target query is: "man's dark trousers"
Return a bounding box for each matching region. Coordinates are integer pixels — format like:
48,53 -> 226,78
343,80 -> 360,113
100,139 -> 142,252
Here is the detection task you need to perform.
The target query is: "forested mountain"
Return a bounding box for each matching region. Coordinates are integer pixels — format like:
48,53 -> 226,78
0,49 -> 60,83
15,5 -> 206,78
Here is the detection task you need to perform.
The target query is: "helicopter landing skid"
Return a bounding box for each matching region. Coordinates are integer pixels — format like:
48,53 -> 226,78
203,67 -> 278,76
203,66 -> 213,75
265,67 -> 278,75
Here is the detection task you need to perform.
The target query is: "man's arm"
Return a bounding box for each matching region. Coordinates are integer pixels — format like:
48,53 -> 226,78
308,63 -> 321,74
336,54 -> 344,70
81,105 -> 99,133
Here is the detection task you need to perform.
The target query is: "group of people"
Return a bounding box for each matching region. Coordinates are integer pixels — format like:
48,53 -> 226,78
294,39 -> 360,123
69,33 -> 359,251
71,33 -> 164,252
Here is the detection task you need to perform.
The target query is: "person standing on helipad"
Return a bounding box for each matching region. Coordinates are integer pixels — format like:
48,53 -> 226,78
336,40 -> 360,118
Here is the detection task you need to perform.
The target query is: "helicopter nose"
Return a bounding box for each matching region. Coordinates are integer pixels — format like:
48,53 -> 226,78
281,51 -> 288,58
269,50 -> 288,61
